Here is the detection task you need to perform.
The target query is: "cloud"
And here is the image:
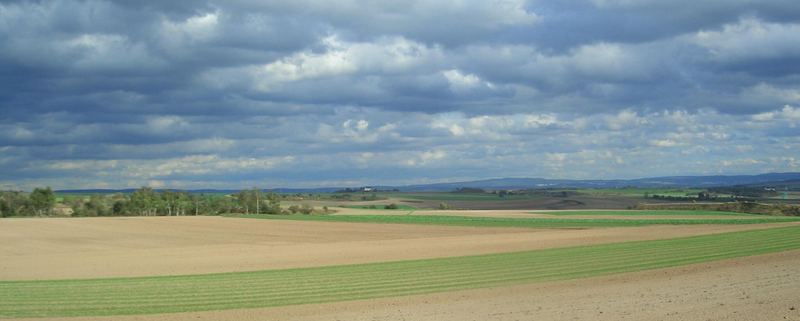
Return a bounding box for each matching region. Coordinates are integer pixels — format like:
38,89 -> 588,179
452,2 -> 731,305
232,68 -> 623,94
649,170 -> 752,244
1,0 -> 799,189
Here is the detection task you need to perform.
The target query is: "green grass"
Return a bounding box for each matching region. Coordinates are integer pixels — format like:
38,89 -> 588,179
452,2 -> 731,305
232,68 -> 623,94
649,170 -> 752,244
2,226 -> 798,318
232,213 -> 800,228
536,210 -> 758,217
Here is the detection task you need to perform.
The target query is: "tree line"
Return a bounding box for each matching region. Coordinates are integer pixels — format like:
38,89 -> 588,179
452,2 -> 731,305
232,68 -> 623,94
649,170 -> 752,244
0,187 -> 56,217
0,187 -> 288,217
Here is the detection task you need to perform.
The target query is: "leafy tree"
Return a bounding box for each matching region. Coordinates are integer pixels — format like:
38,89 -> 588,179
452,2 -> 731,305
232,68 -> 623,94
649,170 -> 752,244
1,191 -> 28,217
210,196 -> 235,215
112,200 -> 128,216
264,192 -> 281,214
235,189 -> 253,214
162,190 -> 177,216
85,195 -> 109,216
130,187 -> 159,216
28,187 -> 55,216
175,191 -> 190,215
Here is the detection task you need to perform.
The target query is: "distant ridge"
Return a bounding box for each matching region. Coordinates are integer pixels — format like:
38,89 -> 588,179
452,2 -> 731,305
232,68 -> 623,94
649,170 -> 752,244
55,172 -> 800,194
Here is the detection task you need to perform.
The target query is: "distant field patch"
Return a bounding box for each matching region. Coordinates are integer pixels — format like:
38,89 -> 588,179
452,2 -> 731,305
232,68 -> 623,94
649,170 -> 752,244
380,192 -> 533,201
583,188 -> 704,197
343,204 -> 417,211
537,210 -> 758,217
2,226 -> 798,318
233,214 -> 800,228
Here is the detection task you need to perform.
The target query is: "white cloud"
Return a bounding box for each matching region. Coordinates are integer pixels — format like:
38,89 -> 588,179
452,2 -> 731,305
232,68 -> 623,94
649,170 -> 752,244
64,33 -> 164,71
649,139 -> 678,147
442,69 -> 483,92
247,36 -> 441,91
693,18 -> 800,63
752,105 -> 800,122
606,110 -> 645,130
160,11 -> 220,44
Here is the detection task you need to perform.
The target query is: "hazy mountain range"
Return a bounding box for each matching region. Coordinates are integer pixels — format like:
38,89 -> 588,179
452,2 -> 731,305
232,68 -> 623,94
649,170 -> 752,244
56,173 -> 800,194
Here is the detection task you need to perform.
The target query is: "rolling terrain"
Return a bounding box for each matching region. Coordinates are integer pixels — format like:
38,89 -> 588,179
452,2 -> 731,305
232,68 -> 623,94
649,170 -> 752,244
2,210 -> 800,320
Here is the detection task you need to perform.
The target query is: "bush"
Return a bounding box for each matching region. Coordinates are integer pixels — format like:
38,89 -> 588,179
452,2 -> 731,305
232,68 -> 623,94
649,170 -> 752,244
384,203 -> 399,210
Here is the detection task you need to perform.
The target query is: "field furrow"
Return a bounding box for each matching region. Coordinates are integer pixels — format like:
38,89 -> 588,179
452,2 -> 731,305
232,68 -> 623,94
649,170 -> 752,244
1,226 -> 798,318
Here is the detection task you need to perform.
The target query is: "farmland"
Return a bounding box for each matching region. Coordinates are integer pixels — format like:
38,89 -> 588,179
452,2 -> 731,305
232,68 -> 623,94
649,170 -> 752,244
2,226 -> 799,318
2,208 -> 800,320
533,209 -> 757,216
234,213 -> 800,228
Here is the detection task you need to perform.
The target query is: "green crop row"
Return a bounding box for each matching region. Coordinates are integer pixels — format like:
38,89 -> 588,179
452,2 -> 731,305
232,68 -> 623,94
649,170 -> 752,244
535,210 -> 757,216
1,226 -> 799,318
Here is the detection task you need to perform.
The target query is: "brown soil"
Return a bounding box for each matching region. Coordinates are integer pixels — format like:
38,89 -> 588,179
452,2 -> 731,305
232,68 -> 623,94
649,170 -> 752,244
333,207 -> 781,220
1,216 -> 796,280
18,250 -> 800,321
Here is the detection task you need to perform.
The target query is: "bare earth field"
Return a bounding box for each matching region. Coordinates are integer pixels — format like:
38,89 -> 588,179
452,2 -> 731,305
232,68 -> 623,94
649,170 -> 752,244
15,249 -> 800,321
332,207 -> 770,220
1,216 -> 796,280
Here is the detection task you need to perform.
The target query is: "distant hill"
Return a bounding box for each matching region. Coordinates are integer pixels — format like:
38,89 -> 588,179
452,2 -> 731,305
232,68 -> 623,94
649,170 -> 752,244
399,173 -> 800,191
55,172 -> 800,194
738,179 -> 800,190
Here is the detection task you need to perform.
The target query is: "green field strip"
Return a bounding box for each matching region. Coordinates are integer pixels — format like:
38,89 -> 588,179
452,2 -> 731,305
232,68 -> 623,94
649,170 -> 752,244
1,226 -> 799,318
0,230 -> 792,298
7,235 -> 797,307
534,210 -> 759,217
3,240 -> 796,316
231,213 -> 800,228
5,231 -> 786,297
3,240 -> 759,304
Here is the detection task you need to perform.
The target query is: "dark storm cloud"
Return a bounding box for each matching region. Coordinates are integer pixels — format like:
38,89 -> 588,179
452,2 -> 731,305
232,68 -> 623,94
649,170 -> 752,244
1,0 -> 799,189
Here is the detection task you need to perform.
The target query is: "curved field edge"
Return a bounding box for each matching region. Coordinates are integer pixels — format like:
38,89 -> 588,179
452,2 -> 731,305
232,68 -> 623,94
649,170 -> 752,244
531,210 -> 758,216
1,226 -> 799,318
230,213 -> 800,228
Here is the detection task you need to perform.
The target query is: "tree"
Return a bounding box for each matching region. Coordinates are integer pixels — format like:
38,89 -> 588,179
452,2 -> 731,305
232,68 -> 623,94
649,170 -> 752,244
1,191 -> 28,217
210,196 -> 235,215
130,187 -> 159,216
251,187 -> 263,214
175,191 -> 190,215
235,190 -> 252,214
28,187 -> 55,216
85,194 -> 109,216
264,192 -> 281,214
162,190 -> 176,216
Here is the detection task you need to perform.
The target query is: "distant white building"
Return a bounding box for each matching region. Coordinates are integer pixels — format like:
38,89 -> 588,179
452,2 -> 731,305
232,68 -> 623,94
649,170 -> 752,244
361,186 -> 375,192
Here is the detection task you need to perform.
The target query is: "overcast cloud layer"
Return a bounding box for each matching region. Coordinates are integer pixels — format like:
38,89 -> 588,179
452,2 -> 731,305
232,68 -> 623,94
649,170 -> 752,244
1,0 -> 799,189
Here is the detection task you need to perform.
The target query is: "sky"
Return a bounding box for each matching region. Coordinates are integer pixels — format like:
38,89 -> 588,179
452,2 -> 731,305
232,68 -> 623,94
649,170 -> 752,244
1,0 -> 799,190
